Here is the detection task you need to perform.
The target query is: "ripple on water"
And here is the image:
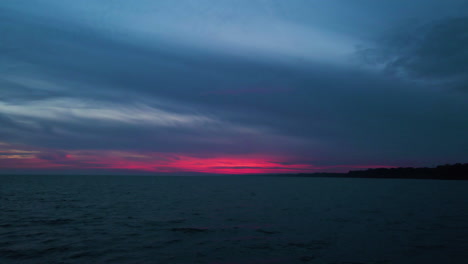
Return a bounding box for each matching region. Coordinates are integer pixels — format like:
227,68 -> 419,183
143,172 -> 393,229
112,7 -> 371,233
170,227 -> 211,234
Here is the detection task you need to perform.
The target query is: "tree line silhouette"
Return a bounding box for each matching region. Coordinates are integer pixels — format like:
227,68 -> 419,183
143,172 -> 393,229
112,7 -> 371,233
296,163 -> 468,180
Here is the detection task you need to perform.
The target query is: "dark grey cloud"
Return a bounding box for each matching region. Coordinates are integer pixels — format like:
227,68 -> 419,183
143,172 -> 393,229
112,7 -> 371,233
358,16 -> 468,90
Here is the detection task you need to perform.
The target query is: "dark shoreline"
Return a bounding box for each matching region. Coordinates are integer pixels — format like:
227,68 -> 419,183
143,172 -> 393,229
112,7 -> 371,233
0,163 -> 466,180
290,163 -> 468,180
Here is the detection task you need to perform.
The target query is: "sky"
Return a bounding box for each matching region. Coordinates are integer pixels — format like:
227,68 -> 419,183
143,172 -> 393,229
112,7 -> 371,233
1,0 -> 467,174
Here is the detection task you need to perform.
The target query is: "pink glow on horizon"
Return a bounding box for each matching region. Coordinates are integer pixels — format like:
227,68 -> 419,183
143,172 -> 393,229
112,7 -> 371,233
65,152 -> 322,174
0,143 -> 394,174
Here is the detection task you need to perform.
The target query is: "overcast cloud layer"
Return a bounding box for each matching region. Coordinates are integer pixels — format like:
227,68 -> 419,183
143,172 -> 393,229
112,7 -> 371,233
1,0 -> 467,174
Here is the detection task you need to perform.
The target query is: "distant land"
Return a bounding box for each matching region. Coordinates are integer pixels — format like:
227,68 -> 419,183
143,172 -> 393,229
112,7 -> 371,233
293,163 -> 468,180
1,163 -> 467,179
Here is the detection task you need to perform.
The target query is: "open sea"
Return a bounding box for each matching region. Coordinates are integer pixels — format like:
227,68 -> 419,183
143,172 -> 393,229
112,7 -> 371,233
0,175 -> 467,264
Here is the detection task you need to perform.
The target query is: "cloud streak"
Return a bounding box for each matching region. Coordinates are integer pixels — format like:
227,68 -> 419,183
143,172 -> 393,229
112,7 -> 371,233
0,98 -> 215,127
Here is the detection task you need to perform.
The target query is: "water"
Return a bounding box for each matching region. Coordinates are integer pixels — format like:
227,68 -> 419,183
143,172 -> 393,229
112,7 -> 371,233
0,175 -> 467,264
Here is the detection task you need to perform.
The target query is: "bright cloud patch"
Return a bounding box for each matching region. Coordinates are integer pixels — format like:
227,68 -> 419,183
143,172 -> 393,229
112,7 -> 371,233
0,98 -> 215,127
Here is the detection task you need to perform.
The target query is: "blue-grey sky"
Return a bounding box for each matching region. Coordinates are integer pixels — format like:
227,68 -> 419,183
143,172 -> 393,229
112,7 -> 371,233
1,0 -> 467,174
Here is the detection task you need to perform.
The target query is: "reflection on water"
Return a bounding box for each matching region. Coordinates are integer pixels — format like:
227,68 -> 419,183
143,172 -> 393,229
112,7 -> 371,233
0,175 -> 467,263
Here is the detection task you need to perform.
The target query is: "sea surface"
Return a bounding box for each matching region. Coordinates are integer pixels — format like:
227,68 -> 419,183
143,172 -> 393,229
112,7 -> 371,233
0,175 -> 467,264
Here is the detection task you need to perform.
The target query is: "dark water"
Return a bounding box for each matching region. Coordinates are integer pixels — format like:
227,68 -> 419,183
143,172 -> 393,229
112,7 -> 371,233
0,175 -> 467,264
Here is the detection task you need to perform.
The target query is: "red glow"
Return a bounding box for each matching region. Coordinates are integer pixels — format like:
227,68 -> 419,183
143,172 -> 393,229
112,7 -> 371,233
0,143 -> 393,174
67,152 -> 321,174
